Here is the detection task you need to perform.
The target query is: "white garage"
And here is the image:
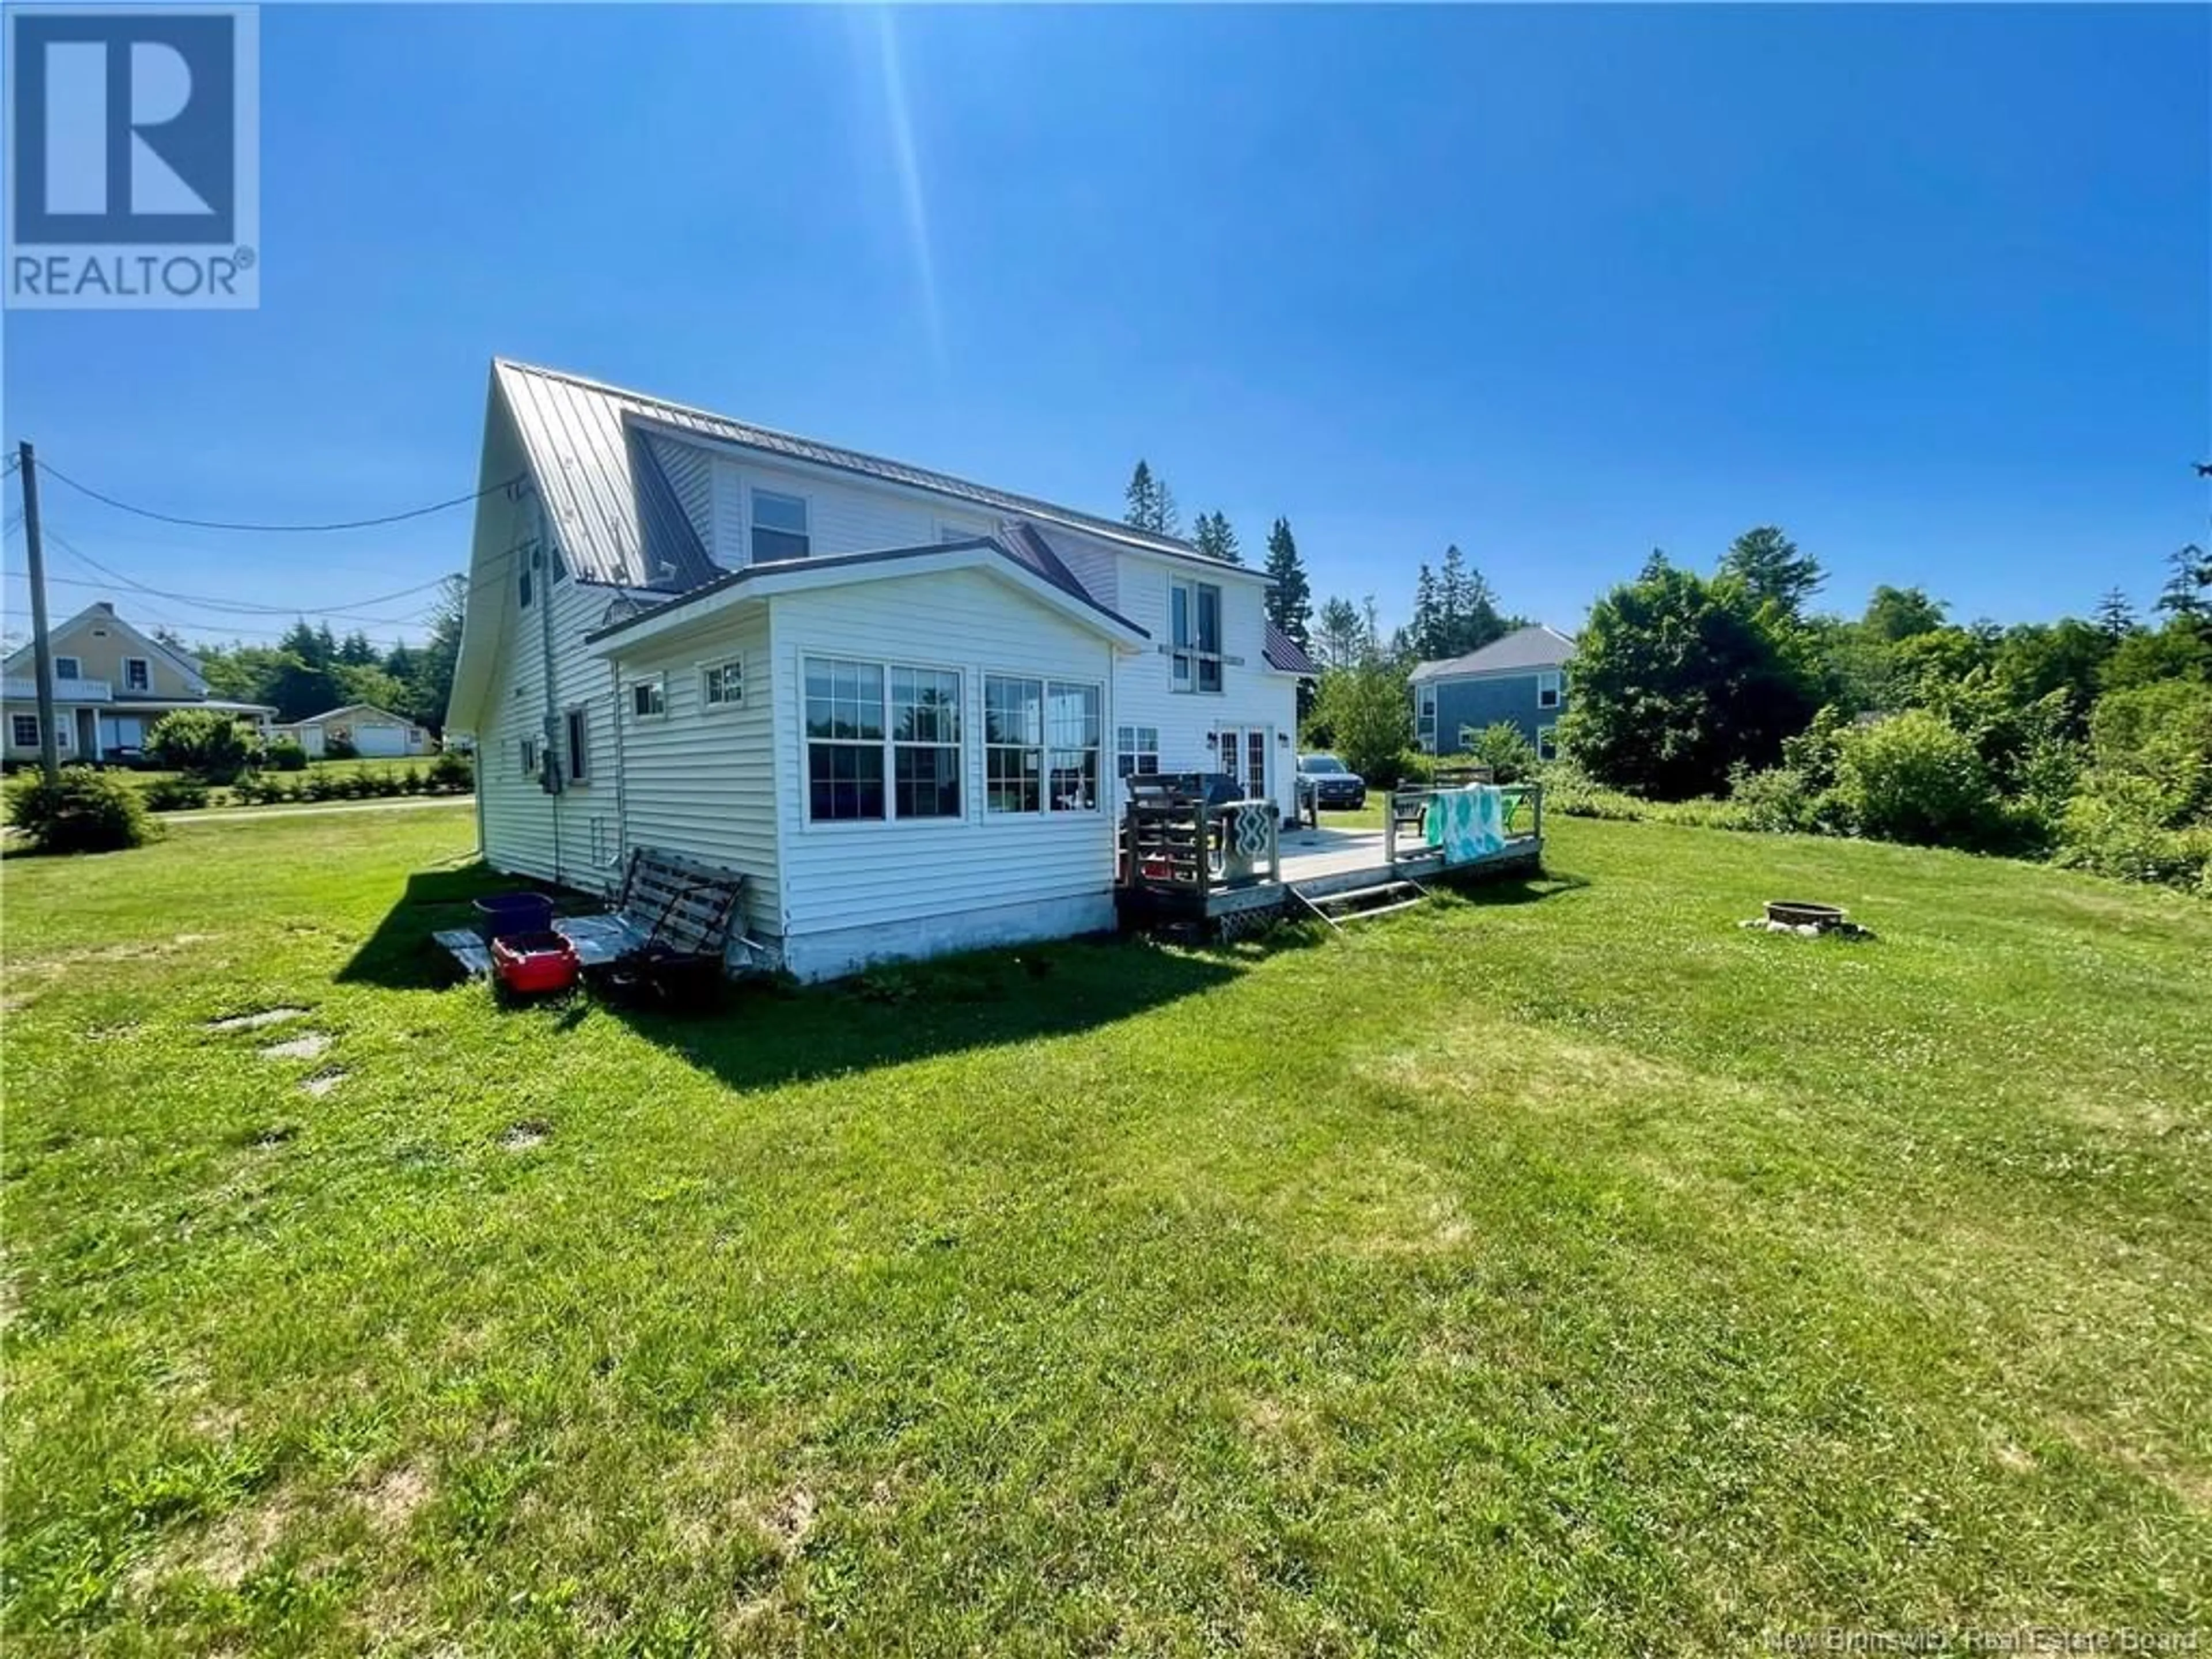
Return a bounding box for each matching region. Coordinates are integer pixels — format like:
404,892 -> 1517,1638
274,703 -> 432,760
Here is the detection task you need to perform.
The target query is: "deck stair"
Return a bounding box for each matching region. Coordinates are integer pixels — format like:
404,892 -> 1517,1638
1292,876 -> 1431,927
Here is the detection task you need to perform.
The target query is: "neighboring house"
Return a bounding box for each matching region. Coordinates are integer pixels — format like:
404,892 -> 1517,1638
446,359 -> 1319,981
2,601 -> 276,764
274,703 -> 433,759
1408,624 -> 1577,757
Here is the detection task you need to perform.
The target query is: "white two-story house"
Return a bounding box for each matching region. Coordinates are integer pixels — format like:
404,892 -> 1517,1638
444,360 -> 1317,980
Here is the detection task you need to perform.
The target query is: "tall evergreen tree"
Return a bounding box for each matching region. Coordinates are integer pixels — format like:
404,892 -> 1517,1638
2155,543 -> 2212,629
1192,510 -> 1242,565
1263,518 -> 1313,648
337,629 -> 378,666
1719,525 -> 1824,618
2094,588 -> 2136,640
1408,564 -> 1442,657
1122,460 -> 1181,536
1313,597 -> 1369,672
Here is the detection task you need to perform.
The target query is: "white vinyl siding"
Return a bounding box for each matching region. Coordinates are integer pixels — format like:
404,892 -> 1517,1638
772,567 -> 1117,949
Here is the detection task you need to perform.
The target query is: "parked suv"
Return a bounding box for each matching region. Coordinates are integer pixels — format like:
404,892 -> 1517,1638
1296,752 -> 1368,812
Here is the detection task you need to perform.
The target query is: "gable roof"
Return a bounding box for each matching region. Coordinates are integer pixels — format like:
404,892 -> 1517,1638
586,535 -> 1149,651
493,358 -> 1236,591
279,703 -> 415,728
1,600 -> 206,690
1263,622 -> 1320,676
1408,624 -> 1577,684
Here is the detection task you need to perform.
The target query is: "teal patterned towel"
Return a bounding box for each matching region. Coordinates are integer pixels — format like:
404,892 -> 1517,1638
1425,786 -> 1506,863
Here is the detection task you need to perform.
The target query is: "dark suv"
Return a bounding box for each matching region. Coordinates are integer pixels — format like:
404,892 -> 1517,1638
1296,752 -> 1368,811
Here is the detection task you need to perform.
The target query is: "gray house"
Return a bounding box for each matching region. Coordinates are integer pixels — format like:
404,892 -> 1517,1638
1408,624 -> 1576,757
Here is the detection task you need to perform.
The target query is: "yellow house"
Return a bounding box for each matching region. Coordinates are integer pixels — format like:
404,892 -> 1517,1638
2,601 -> 276,764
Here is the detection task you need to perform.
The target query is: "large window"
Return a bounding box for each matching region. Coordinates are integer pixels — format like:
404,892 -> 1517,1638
806,656 -> 963,823
753,490 -> 810,562
987,676 -> 1101,813
1537,670 -> 1562,710
1170,579 -> 1223,693
1116,725 -> 1160,779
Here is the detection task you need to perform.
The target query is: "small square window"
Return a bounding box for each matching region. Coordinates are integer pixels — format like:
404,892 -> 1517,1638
630,677 -> 666,720
54,656 -> 80,680
702,658 -> 744,710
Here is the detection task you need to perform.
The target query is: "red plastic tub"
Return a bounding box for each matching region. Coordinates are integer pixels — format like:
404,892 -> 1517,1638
490,930 -> 580,995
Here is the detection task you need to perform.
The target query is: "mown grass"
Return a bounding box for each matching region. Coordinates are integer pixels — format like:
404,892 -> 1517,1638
3,804 -> 2208,1654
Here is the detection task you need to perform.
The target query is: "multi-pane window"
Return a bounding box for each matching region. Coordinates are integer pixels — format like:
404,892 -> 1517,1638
630,675 -> 666,719
702,657 -> 744,709
124,657 -> 151,692
565,707 -> 590,784
806,657 -> 886,821
54,657 -> 80,681
1170,579 -> 1223,693
1537,725 -> 1558,762
12,714 -> 38,747
1116,725 -> 1160,778
891,666 -> 963,819
987,676 -> 1100,813
1537,670 -> 1562,710
753,490 -> 810,562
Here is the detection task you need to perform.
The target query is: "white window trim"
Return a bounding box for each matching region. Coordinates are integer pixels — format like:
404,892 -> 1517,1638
629,672 -> 668,721
751,486 -> 813,565
1116,724 -> 1161,779
1537,724 -> 1558,761
698,654 -> 746,713
1537,670 -> 1562,710
800,651 -> 968,831
122,656 -> 151,692
563,705 -> 591,786
984,673 -> 1107,817
1168,577 -> 1226,695
518,735 -> 540,779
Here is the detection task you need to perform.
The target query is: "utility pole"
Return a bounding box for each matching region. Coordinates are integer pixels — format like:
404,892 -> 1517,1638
18,442 -> 60,782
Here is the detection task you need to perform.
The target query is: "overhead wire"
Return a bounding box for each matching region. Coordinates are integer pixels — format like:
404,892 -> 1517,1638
35,460 -> 527,534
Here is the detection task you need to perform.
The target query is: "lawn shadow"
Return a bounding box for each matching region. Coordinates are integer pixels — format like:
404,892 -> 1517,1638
1434,868 -> 1590,908
336,859 -> 565,990
607,931 -> 1248,1096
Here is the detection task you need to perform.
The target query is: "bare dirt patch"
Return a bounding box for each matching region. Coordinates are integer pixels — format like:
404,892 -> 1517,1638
359,1463 -> 430,1534
259,1032 -> 332,1061
210,1006 -> 308,1033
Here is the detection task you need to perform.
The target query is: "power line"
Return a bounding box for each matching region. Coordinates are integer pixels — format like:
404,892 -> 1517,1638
35,527 -> 463,625
36,460 -> 527,533
2,565 -> 445,627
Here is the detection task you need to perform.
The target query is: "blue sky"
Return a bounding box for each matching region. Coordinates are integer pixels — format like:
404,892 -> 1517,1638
4,3 -> 2206,654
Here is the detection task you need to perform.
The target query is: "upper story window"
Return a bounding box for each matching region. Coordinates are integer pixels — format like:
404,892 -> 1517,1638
123,657 -> 151,692
54,656 -> 81,680
1170,578 -> 1223,694
752,490 -> 810,563
630,675 -> 666,720
1537,670 -> 1562,709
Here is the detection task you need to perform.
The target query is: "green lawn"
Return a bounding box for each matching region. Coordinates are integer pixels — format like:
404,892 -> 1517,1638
4,805 -> 2209,1654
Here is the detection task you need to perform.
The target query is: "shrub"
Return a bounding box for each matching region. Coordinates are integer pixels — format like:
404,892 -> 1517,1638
430,749 -> 474,793
6,766 -> 157,853
301,771 -> 343,802
264,738 -> 309,772
141,776 -> 211,812
1834,711 -> 2008,850
324,735 -> 359,761
147,709 -> 260,783
1461,722 -> 1540,785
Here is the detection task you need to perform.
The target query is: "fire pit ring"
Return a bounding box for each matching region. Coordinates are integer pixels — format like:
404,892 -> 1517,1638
1765,900 -> 1848,930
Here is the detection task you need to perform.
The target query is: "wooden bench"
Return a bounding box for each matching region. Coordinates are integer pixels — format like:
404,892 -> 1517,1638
555,847 -> 754,1002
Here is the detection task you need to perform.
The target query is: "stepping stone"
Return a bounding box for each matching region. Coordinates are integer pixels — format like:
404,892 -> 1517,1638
259,1032 -> 331,1062
301,1070 -> 347,1098
209,1007 -> 308,1033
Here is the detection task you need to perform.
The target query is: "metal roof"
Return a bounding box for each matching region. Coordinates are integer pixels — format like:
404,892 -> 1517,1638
494,358 -> 1223,589
1408,624 -> 1577,683
586,536 -> 1148,646
1263,622 -> 1321,676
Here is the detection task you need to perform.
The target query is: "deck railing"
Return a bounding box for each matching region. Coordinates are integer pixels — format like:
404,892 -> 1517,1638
1122,797 -> 1281,897
1382,781 -> 1544,866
